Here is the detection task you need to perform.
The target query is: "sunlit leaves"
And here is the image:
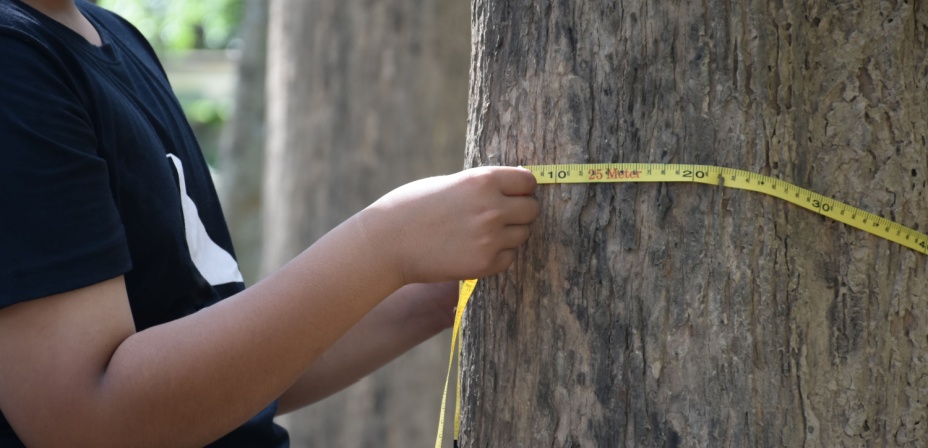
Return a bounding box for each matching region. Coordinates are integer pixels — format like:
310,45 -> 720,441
97,0 -> 241,51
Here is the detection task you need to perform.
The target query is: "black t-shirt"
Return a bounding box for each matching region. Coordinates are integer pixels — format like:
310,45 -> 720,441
0,0 -> 288,445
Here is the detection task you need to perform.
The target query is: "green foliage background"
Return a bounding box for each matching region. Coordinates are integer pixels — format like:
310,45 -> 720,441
97,0 -> 242,52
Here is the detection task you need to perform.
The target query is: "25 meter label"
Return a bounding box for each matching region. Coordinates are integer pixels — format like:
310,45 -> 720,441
525,163 -> 928,256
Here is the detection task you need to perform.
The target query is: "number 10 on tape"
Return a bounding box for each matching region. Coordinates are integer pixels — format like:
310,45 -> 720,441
436,163 -> 926,447
526,163 -> 928,255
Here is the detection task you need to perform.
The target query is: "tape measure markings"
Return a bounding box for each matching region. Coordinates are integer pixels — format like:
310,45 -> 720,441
435,279 -> 476,448
526,164 -> 928,255
436,163 -> 927,447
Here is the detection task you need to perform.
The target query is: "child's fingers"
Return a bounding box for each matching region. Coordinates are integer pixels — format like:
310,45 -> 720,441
492,167 -> 538,196
489,249 -> 517,275
501,225 -> 532,249
500,196 -> 540,225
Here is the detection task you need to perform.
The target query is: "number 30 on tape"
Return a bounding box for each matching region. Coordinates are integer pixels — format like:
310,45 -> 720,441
527,163 -> 928,255
437,163 -> 926,448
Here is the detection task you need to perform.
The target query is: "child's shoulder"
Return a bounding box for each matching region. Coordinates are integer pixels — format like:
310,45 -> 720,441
0,1 -> 144,48
0,0 -> 43,35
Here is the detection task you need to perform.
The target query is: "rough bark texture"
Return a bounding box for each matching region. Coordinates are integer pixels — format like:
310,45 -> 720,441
218,0 -> 268,285
461,1 -> 928,447
265,0 -> 469,446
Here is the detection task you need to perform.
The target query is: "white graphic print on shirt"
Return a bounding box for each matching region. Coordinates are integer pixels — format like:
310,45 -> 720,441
166,154 -> 244,285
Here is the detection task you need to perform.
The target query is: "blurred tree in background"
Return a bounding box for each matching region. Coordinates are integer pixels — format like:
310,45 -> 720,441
264,1 -> 469,446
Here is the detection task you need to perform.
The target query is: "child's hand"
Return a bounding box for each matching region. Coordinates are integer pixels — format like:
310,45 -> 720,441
360,166 -> 540,284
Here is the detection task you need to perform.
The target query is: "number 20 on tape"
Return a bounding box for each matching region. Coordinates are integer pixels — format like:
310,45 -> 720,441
527,163 -> 928,255
437,163 -> 927,447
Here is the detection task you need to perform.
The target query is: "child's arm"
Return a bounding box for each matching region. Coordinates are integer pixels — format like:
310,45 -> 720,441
276,281 -> 458,414
0,166 -> 538,448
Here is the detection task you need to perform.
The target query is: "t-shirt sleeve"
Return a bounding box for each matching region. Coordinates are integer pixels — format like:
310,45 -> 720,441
0,35 -> 131,306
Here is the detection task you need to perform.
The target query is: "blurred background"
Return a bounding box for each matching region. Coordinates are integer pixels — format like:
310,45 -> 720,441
94,0 -> 470,446
97,0 -> 241,165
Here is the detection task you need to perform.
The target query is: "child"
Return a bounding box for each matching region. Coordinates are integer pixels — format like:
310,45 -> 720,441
0,0 -> 539,446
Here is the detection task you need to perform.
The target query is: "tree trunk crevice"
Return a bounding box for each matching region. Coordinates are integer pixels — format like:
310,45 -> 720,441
462,1 -> 927,446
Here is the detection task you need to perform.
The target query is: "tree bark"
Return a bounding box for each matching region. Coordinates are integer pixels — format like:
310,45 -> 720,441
462,1 -> 928,447
265,0 -> 469,446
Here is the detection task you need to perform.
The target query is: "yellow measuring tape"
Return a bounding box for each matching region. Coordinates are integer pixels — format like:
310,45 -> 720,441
435,279 -> 476,448
529,163 -> 928,254
435,163 -> 927,447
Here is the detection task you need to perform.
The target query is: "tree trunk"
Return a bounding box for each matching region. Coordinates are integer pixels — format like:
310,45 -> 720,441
461,1 -> 928,447
218,0 -> 269,285
265,0 -> 469,446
